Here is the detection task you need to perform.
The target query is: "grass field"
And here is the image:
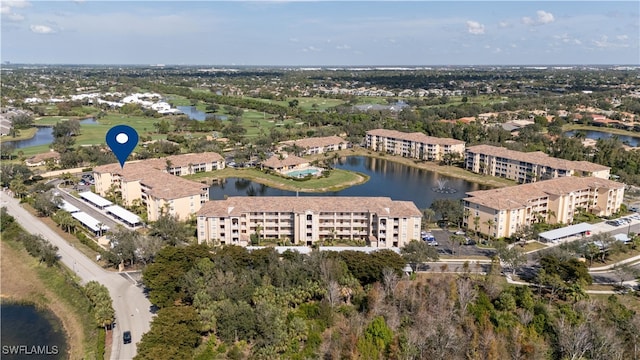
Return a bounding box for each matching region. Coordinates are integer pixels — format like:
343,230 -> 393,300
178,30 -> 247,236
242,97 -> 345,112
0,127 -> 37,141
16,113 -> 168,156
185,167 -> 369,192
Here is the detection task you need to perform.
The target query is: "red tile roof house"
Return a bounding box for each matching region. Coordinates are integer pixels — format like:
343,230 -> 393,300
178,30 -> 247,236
25,151 -> 61,167
261,154 -> 310,173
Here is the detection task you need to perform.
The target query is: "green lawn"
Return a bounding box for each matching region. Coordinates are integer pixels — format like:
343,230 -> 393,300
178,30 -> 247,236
242,97 -> 345,112
0,127 -> 37,141
185,167 -> 369,193
16,113 -> 168,156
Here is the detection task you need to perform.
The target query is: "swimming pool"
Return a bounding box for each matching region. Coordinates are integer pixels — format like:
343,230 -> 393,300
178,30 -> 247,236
287,168 -> 321,177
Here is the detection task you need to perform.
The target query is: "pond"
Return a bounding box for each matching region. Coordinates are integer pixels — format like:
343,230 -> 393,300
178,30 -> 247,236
0,303 -> 68,359
176,106 -> 227,121
564,129 -> 640,147
209,156 -> 488,209
4,118 -> 99,149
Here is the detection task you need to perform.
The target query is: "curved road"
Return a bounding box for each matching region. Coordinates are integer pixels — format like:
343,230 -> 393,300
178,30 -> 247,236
2,193 -> 153,360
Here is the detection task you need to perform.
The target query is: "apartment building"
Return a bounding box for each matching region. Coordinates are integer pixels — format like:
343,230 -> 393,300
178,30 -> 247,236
365,129 -> 465,161
463,176 -> 625,239
196,196 -> 422,248
279,135 -> 349,155
93,152 -> 223,221
146,152 -> 225,176
465,145 -> 610,183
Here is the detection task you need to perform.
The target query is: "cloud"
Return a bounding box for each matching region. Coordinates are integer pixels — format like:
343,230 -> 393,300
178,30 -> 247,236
498,21 -> 510,28
5,12 -> 24,21
536,10 -> 554,24
617,34 -> 628,40
4,0 -> 30,8
593,35 -> 629,48
522,10 -> 555,26
30,24 -> 55,34
336,44 -> 351,50
302,46 -> 320,52
1,1 -> 29,22
466,20 -> 485,35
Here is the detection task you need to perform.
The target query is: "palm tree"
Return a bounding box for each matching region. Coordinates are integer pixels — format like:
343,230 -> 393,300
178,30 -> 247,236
473,216 -> 481,239
484,219 -> 495,243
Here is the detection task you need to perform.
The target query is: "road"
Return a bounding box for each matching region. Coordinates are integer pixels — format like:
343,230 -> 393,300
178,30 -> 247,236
1,192 -> 153,360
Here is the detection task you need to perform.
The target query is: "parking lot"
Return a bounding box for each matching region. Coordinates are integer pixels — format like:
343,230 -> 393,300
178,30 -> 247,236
426,229 -> 496,258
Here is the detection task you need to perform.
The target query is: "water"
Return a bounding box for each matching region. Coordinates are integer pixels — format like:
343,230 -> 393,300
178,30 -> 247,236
209,156 -> 487,209
4,118 -> 99,149
176,106 -> 227,121
564,130 -> 640,147
0,303 -> 68,359
287,168 -> 321,177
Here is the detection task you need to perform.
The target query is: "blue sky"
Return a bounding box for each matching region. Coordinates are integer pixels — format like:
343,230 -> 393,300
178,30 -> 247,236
1,1 -> 638,65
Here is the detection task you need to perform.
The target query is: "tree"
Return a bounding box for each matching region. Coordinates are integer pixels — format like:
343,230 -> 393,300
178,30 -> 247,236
430,198 -> 463,225
135,306 -> 201,360
149,214 -> 191,246
33,192 -> 62,217
105,227 -> 139,267
53,210 -> 78,234
422,208 -> 436,229
494,241 -> 526,275
401,240 -> 439,271
9,174 -> 28,199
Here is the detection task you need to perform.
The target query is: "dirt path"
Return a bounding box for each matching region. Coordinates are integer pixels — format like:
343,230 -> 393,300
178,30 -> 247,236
1,240 -> 85,360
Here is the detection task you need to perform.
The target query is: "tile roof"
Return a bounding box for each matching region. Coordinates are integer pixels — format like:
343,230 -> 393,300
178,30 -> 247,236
93,155 -> 210,200
366,129 -> 465,146
94,152 -> 224,174
198,197 -> 422,217
283,135 -> 347,149
466,144 -> 610,172
465,176 -> 624,210
262,154 -> 309,169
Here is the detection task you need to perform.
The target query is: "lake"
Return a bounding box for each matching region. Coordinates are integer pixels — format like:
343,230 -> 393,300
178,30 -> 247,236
564,129 -> 640,147
0,303 -> 68,359
209,156 -> 488,209
176,106 -> 227,121
4,118 -> 99,149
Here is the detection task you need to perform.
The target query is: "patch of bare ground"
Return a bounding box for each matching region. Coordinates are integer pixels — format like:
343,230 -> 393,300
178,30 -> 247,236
1,240 -> 85,359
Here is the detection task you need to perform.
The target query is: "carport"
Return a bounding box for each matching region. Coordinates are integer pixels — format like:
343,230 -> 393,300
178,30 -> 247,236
105,205 -> 142,227
72,211 -> 110,236
538,223 -> 593,243
79,191 -> 113,209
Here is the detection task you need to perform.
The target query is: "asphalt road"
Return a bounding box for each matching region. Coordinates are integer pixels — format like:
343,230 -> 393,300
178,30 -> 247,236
2,192 -> 153,360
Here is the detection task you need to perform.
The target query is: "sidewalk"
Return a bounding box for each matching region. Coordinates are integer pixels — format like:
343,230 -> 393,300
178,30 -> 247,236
589,254 -> 640,272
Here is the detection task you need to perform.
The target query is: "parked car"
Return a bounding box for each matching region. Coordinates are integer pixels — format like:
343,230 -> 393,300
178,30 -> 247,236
427,240 -> 439,246
454,230 -> 466,235
123,331 -> 132,344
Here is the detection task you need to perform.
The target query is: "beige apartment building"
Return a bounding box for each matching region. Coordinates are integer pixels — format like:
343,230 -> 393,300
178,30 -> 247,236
463,176 -> 625,239
196,196 -> 422,248
279,135 -> 349,155
365,129 -> 465,161
465,144 -> 610,183
93,152 -> 223,221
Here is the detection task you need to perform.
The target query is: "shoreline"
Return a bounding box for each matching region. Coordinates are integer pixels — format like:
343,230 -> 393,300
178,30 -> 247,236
186,168 -> 370,193
189,147 -> 514,193
1,239 -> 85,359
307,147 -> 516,189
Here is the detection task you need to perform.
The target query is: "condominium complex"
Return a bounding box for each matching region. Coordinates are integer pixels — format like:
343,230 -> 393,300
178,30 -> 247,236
93,152 -> 224,221
365,129 -> 465,161
279,135 -> 349,155
465,144 -> 610,183
463,176 -> 625,238
196,196 -> 422,248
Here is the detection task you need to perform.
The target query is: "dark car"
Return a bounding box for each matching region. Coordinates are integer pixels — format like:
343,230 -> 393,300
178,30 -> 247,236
123,331 -> 132,344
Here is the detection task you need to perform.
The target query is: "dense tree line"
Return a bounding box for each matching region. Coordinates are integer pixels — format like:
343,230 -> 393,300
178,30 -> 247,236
137,243 -> 640,359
